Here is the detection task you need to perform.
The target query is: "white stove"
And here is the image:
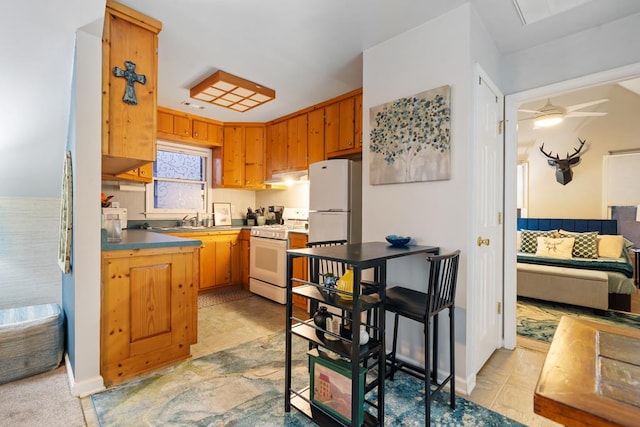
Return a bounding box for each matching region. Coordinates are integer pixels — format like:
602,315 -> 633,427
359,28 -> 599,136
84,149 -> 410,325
250,207 -> 308,240
249,207 -> 308,303
250,224 -> 307,240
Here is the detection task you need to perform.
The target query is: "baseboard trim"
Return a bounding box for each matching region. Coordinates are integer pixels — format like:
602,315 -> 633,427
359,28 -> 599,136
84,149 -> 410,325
65,354 -> 105,397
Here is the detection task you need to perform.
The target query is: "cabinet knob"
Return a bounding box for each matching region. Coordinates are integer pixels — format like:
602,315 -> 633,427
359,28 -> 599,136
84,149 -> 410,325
194,132 -> 198,137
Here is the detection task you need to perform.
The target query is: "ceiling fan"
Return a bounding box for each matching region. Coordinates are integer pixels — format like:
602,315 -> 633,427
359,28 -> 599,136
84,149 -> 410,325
519,98 -> 608,128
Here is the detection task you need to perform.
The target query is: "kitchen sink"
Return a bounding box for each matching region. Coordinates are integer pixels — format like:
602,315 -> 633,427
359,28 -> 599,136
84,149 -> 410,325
150,226 -> 209,231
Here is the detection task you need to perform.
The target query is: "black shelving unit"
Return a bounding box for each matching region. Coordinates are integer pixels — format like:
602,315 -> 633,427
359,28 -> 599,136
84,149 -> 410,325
284,242 -> 440,427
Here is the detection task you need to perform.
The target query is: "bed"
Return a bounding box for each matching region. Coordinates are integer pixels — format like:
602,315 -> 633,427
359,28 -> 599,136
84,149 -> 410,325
516,218 -> 636,311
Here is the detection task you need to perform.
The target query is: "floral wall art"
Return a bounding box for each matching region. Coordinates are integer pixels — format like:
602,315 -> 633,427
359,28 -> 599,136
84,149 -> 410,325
369,85 -> 451,184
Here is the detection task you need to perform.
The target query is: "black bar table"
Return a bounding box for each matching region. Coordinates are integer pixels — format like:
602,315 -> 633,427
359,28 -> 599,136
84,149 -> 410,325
284,241 -> 439,426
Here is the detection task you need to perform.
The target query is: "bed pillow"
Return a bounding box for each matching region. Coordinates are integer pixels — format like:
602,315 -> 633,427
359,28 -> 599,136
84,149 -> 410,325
558,230 -> 598,259
520,229 -> 557,253
535,236 -> 575,259
597,235 -> 624,258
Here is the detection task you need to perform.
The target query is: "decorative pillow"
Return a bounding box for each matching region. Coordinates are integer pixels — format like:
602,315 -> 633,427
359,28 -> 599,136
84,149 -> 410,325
558,230 -> 598,259
597,235 -> 624,258
535,236 -> 575,259
519,230 -> 557,253
516,231 -> 521,251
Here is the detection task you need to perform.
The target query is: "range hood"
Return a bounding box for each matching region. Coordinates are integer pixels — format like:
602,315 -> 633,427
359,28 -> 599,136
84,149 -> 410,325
264,170 -> 309,186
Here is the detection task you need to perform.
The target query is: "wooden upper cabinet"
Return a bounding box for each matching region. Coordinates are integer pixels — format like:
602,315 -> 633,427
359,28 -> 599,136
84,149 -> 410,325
270,120 -> 288,174
156,107 -> 223,147
307,108 -> 325,166
102,0 -> 162,176
324,102 -> 340,155
354,93 -> 362,149
173,115 -> 191,138
157,109 -> 174,134
222,126 -> 244,187
338,97 -> 355,150
287,114 -> 308,170
244,125 -> 265,188
323,91 -> 362,158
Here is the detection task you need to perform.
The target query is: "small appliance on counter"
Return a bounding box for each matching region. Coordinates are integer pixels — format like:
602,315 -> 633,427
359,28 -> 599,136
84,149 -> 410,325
102,207 -> 128,230
269,205 -> 284,224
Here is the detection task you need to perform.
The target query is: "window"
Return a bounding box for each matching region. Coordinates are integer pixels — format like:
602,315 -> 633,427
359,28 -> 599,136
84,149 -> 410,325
146,141 -> 211,215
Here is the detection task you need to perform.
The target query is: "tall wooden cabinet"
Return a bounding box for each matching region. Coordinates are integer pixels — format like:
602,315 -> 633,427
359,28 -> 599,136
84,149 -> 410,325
307,108 -> 325,166
325,92 -> 362,158
212,124 -> 266,189
101,245 -> 199,386
102,0 -> 162,176
244,125 -> 266,188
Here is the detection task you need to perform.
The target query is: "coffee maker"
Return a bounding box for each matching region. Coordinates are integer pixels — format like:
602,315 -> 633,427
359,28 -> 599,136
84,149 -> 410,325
269,205 -> 284,224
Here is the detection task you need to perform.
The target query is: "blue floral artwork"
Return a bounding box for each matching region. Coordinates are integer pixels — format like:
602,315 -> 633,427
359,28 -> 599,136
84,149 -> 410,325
369,85 -> 451,184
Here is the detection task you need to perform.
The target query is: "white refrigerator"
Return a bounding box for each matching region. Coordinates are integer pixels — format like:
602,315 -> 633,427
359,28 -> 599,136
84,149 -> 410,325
308,159 -> 362,243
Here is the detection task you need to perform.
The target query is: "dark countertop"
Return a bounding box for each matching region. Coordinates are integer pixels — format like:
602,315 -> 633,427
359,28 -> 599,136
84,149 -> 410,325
148,226 -> 247,233
102,229 -> 203,251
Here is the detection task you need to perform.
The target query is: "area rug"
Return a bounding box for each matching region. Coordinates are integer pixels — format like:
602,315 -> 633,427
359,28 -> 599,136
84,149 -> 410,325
91,333 -> 524,426
197,288 -> 252,309
517,297 -> 640,343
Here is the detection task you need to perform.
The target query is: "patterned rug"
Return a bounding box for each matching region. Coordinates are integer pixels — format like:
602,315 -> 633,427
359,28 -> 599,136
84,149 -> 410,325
516,297 -> 640,343
197,288 -> 252,309
91,333 -> 524,426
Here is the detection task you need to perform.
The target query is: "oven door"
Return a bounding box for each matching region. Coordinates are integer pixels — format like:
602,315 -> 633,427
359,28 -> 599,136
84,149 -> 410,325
249,236 -> 287,288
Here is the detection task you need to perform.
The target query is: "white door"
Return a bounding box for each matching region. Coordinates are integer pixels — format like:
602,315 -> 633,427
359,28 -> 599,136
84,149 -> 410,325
473,67 -> 504,372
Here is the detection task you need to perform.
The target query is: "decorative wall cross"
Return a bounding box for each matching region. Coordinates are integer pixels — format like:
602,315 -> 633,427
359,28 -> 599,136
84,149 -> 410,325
113,60 -> 146,105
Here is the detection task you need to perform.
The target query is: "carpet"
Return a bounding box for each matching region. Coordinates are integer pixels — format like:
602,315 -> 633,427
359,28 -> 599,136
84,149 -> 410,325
517,297 -> 640,343
0,364 -> 85,427
198,288 -> 252,309
91,333 -> 524,426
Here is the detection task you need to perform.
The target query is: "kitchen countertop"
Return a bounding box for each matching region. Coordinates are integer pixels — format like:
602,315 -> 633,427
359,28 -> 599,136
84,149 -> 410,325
102,229 -> 203,251
148,226 -> 248,233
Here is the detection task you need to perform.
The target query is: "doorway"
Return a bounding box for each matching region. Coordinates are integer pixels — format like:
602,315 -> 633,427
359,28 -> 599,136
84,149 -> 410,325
503,62 -> 640,349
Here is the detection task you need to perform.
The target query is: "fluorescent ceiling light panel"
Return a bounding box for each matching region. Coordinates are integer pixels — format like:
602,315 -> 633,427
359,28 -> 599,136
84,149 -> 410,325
190,70 -> 275,112
513,0 -> 593,25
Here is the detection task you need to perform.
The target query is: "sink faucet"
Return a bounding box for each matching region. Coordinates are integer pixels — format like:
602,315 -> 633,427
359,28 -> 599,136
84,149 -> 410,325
180,215 -> 197,227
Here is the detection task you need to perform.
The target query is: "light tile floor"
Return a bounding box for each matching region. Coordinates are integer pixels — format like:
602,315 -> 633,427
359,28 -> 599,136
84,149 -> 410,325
81,294 -> 560,426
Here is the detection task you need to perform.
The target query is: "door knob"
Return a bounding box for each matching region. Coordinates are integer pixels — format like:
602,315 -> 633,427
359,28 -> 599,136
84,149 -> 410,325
477,236 -> 490,246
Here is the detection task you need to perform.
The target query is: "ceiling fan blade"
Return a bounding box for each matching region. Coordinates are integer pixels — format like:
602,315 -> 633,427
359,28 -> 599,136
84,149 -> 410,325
565,111 -> 608,117
565,99 -> 608,112
518,109 -> 541,114
517,116 -> 536,121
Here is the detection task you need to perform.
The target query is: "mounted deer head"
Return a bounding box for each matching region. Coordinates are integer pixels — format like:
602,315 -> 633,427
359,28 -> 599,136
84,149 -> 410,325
539,138 -> 586,185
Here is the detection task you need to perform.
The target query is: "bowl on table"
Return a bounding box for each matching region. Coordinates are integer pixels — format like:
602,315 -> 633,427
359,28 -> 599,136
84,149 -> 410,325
385,235 -> 411,247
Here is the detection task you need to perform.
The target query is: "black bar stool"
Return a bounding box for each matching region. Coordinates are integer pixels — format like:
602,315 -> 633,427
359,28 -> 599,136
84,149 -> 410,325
385,250 -> 461,424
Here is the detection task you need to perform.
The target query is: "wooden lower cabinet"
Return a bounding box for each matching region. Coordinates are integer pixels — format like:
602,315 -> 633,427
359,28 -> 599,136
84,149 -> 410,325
240,229 -> 250,290
101,245 -> 199,386
289,232 -> 308,311
169,230 -> 242,291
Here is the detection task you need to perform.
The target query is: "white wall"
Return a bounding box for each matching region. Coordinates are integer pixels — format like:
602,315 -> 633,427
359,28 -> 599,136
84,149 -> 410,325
363,4 -> 500,393
521,84 -> 640,218
0,197 -> 61,309
64,26 -> 104,397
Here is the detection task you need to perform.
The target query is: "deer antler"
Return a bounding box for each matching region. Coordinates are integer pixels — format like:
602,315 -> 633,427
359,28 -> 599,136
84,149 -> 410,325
566,138 -> 586,160
539,143 -> 560,160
